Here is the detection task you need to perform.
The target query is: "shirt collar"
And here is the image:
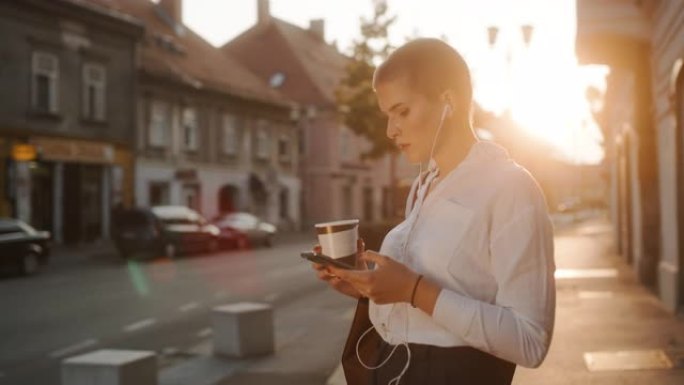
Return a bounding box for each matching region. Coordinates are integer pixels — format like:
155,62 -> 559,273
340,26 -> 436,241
429,141 -> 509,180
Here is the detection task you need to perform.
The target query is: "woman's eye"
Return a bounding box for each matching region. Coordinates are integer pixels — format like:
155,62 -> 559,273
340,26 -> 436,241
399,109 -> 409,117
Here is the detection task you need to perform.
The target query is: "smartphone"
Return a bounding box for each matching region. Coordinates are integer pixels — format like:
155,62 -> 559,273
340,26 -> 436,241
301,252 -> 355,270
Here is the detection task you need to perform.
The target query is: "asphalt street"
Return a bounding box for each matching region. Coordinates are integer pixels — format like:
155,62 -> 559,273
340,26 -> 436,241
0,234 -> 322,385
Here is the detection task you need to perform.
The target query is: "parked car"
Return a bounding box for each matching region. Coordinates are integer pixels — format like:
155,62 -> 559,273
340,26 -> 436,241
212,212 -> 277,249
0,218 -> 51,276
557,196 -> 582,213
112,206 -> 220,259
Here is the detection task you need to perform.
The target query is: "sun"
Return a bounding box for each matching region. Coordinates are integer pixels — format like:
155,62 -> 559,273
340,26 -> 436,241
473,55 -> 606,164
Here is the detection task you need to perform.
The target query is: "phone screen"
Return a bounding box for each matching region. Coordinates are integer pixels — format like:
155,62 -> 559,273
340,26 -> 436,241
301,252 -> 355,270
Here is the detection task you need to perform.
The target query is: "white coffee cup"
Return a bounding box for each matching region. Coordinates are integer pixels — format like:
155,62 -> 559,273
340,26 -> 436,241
314,219 -> 360,266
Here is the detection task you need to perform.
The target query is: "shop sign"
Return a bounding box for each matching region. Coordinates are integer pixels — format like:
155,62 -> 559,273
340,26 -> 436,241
31,137 -> 114,164
12,144 -> 37,161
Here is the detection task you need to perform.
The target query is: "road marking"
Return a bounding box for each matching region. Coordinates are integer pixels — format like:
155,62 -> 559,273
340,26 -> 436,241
196,328 -> 213,338
123,318 -> 157,333
578,291 -> 614,299
555,268 -> 618,279
49,338 -> 98,358
179,302 -> 200,312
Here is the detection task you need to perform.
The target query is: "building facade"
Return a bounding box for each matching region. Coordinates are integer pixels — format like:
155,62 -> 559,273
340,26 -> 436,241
93,0 -> 301,229
576,0 -> 684,312
0,0 -> 142,243
223,0 -> 413,228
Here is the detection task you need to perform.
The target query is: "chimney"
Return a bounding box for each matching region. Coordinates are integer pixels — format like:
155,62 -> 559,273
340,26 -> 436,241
159,0 -> 182,23
257,0 -> 271,24
309,19 -> 325,41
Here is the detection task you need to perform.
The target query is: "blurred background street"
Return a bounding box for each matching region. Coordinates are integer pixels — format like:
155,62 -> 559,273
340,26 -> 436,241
1,0 -> 684,384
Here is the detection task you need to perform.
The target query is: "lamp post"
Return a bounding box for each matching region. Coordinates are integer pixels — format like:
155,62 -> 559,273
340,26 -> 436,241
486,24 -> 534,116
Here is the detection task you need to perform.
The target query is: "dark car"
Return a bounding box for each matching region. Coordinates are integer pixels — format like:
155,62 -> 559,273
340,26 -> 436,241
113,206 -> 220,259
212,212 -> 277,249
0,218 -> 51,276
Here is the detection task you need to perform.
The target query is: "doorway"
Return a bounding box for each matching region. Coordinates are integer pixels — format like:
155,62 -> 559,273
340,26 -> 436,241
62,164 -> 102,244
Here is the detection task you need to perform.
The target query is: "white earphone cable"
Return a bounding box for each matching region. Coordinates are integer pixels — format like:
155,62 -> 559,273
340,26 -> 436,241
355,103 -> 450,385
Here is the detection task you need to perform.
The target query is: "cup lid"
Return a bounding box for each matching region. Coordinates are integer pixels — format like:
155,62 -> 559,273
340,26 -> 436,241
314,219 -> 360,228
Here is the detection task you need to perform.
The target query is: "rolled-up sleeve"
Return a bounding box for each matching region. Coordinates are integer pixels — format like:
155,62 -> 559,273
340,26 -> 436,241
431,205 -> 556,368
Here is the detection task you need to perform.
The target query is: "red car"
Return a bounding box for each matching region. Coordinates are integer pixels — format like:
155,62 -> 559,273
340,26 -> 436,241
212,212 -> 277,250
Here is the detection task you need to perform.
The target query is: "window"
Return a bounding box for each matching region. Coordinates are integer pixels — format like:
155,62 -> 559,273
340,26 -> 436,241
363,187 -> 374,222
269,72 -> 286,88
31,51 -> 59,113
256,121 -> 270,160
342,185 -> 353,217
278,134 -> 290,161
298,127 -> 305,155
149,182 -> 170,206
382,186 -> 391,219
182,108 -> 198,151
340,128 -> 352,161
279,188 -> 289,219
149,101 -> 170,147
82,63 -> 106,121
222,114 -> 239,155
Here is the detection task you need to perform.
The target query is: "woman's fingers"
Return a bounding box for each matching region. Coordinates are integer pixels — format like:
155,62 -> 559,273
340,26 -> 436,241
311,262 -> 326,271
355,238 -> 368,269
360,250 -> 387,265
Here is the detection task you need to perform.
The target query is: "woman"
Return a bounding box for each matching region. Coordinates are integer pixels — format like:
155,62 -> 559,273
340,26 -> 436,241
312,38 -> 555,384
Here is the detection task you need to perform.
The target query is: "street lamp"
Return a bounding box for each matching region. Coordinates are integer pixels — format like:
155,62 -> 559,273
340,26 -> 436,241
486,24 -> 535,116
487,24 -> 534,48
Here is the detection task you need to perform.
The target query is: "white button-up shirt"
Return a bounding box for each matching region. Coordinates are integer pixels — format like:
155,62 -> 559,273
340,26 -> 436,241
369,141 -> 556,368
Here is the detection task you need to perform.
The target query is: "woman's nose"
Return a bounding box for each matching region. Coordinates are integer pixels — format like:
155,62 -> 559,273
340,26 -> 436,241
386,118 -> 398,139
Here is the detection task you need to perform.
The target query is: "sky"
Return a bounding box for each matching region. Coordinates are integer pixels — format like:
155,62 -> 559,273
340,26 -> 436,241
181,0 -> 607,164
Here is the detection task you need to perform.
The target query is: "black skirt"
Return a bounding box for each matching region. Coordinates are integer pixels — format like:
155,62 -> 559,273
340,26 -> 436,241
341,298 -> 515,385
371,340 -> 516,385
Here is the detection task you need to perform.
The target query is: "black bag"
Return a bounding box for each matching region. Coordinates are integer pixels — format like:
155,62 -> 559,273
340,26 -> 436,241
341,297 -> 381,385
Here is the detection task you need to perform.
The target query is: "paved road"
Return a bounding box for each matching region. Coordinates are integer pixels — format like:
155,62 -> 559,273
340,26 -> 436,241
0,235 -> 322,385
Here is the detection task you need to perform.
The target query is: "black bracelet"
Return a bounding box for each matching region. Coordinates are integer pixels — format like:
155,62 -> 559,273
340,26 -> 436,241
410,274 -> 424,308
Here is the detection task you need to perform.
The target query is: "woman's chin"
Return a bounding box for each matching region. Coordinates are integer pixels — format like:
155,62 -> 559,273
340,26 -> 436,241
402,151 -> 423,164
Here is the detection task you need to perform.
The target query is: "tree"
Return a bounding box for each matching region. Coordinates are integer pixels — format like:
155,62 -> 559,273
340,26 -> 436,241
336,0 -> 399,217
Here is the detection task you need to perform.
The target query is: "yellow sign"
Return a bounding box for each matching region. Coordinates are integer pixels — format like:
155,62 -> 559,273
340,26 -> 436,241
31,137 -> 114,164
12,144 -> 37,161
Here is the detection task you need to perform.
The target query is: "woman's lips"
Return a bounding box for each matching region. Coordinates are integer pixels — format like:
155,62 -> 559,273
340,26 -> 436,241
398,144 -> 410,151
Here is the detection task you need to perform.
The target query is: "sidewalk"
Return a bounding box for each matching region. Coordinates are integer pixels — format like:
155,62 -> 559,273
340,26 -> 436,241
514,215 -> 684,384
327,214 -> 684,384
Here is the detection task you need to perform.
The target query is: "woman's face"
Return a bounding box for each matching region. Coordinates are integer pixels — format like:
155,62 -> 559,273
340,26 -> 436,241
375,74 -> 445,164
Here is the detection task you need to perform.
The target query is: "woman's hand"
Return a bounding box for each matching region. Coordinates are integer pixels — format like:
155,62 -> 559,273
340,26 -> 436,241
311,239 -> 366,299
327,251 -> 419,305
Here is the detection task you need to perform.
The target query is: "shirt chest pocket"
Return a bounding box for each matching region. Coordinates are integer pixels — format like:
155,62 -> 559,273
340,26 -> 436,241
410,199 -> 475,269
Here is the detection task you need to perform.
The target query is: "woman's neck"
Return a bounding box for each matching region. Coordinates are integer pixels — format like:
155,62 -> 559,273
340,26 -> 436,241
432,127 -> 478,179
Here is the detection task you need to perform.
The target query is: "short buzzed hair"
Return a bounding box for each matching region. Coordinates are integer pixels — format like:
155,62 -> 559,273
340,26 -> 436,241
373,38 -> 473,118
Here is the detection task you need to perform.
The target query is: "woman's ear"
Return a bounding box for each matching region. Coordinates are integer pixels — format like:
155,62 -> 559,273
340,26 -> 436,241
441,90 -> 457,118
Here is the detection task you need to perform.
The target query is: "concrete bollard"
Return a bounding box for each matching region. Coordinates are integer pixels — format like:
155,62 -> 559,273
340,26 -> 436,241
212,302 -> 274,358
61,349 -> 157,385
